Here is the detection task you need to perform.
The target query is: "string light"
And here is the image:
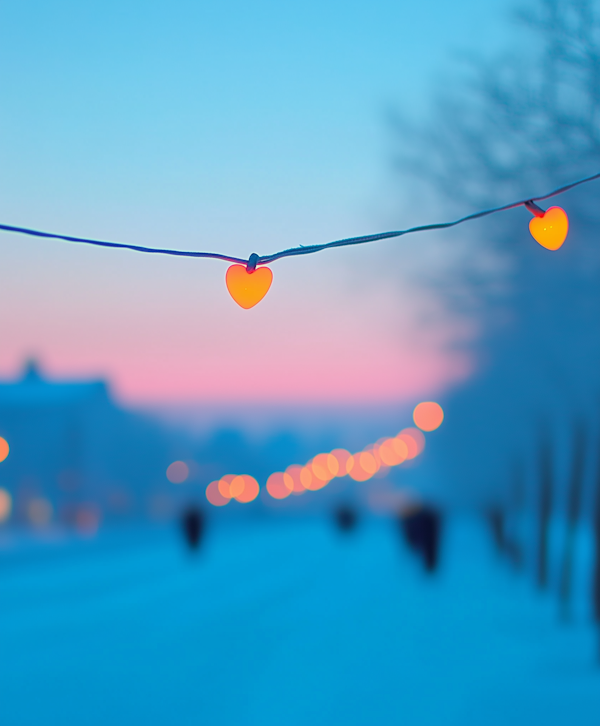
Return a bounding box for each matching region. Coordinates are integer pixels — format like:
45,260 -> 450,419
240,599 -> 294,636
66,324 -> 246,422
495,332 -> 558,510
525,202 -> 569,250
0,172 -> 597,309
225,260 -> 273,309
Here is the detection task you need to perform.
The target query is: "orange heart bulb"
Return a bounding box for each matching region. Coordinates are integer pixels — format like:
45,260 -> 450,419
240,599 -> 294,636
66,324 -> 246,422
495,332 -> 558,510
528,206 -> 568,250
226,264 -> 273,309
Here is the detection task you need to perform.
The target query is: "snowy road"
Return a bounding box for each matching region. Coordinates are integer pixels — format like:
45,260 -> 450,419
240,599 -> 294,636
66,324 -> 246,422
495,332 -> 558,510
1,518 -> 598,726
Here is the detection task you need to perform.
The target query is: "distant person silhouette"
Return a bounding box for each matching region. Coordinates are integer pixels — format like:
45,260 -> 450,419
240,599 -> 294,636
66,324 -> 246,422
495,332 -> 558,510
181,506 -> 204,551
334,505 -> 358,533
398,503 -> 442,573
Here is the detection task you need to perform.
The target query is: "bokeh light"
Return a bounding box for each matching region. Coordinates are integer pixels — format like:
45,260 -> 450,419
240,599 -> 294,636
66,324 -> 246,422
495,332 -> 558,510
229,475 -> 246,499
27,497 -> 53,526
234,475 -> 260,503
218,474 -> 237,499
330,449 -> 352,477
0,437 -> 9,463
401,428 -> 426,454
378,437 -> 408,466
0,488 -> 12,522
346,455 -> 355,475
311,453 -> 338,482
301,465 -> 321,490
360,451 -> 378,475
285,465 -> 306,494
206,480 -> 230,506
76,506 -> 101,535
397,428 -> 426,459
166,460 -> 189,484
413,401 -> 444,431
326,453 -> 340,477
266,472 -> 293,499
397,433 -> 418,459
394,438 -> 409,460
348,453 -> 373,482
364,445 -> 382,471
234,417 -> 430,505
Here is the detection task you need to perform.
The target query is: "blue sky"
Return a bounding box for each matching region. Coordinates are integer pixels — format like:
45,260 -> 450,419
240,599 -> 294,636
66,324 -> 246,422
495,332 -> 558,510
0,0 -> 516,403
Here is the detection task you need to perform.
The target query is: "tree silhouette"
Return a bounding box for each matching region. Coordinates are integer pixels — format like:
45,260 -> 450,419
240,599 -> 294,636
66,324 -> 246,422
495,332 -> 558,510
558,420 -> 586,619
392,0 -> 600,507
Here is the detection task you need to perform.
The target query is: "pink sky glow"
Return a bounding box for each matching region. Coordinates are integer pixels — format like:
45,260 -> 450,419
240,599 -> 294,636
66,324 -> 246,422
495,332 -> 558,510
0,242 -> 474,405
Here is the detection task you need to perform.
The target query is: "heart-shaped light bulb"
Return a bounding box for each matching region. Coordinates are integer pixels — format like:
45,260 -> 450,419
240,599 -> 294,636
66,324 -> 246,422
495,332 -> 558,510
529,206 -> 568,250
226,264 -> 273,309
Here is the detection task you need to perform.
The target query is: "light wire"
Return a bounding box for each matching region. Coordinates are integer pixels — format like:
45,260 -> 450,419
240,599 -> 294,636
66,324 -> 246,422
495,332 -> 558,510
1,171 -> 599,268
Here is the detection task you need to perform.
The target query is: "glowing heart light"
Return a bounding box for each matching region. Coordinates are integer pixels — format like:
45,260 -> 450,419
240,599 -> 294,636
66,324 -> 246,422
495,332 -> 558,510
226,263 -> 273,309
526,203 -> 569,251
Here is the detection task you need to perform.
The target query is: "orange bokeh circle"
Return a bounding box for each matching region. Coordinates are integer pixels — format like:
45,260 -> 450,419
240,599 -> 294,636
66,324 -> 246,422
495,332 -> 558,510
359,451 -> 378,475
266,472 -> 293,499
234,475 -> 260,503
378,437 -> 407,466
402,427 -> 425,454
311,453 -> 338,482
285,465 -> 306,494
0,437 -> 9,464
300,466 -> 318,490
348,452 -> 375,482
363,445 -> 382,470
206,480 -> 230,506
218,474 -> 237,499
330,449 -> 352,477
229,475 -> 245,499
396,434 -> 417,459
393,437 -> 409,461
397,428 -> 426,459
413,402 -> 444,432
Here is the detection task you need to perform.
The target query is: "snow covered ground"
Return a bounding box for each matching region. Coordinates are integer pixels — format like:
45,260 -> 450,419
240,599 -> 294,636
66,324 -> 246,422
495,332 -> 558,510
1,517 -> 598,726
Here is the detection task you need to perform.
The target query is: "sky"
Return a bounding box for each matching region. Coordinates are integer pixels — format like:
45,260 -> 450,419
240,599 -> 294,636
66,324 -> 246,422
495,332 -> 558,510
0,0 -> 514,405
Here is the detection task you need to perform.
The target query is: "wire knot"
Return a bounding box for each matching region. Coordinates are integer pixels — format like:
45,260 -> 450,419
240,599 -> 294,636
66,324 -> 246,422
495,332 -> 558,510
524,200 -> 545,218
246,253 -> 259,273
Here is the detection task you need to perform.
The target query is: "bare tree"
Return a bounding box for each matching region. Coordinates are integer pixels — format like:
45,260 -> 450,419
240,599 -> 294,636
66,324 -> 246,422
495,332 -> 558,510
537,430 -> 553,590
395,0 -> 600,208
593,429 -> 600,658
558,420 -> 586,619
392,0 -> 600,508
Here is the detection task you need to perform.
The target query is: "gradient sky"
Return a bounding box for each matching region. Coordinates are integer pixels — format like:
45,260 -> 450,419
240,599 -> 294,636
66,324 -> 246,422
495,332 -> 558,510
0,0 -> 514,404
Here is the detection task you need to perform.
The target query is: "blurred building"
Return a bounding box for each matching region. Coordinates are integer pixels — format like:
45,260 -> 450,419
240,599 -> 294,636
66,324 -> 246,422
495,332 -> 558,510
0,361 -> 178,531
